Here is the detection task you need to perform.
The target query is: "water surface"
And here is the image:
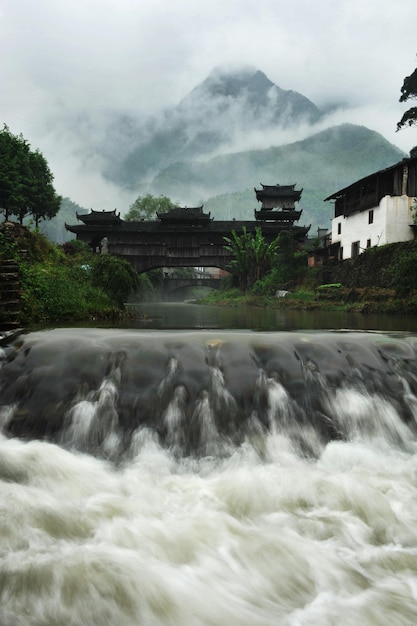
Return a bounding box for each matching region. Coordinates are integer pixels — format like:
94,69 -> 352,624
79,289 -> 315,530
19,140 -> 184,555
125,301 -> 417,333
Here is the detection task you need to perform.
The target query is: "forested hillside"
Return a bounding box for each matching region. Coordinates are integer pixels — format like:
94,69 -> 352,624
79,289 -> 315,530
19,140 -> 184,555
150,124 -> 405,231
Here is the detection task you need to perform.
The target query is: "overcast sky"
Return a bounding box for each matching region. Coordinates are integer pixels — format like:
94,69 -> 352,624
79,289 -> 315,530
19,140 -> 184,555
1,0 -> 417,209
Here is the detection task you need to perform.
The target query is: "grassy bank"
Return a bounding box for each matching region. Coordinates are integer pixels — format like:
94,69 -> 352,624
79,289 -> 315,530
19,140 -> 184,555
199,283 -> 417,316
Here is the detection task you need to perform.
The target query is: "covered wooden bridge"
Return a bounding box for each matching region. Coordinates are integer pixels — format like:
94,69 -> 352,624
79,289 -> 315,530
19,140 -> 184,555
65,186 -> 309,274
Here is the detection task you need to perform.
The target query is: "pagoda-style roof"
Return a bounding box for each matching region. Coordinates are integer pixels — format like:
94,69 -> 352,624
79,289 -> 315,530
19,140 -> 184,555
254,184 -> 303,208
76,209 -> 122,225
254,208 -> 303,223
157,206 -> 212,223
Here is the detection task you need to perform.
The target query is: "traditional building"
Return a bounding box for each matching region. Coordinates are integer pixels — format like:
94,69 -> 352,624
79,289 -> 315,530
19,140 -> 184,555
65,194 -> 310,273
254,183 -> 304,225
324,154 -> 417,260
66,209 -> 122,253
73,209 -> 122,226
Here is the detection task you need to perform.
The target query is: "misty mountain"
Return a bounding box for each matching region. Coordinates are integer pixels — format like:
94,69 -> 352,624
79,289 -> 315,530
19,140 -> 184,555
149,124 -> 404,231
178,65 -> 321,131
104,65 -> 323,188
40,197 -> 88,243
96,65 -> 406,233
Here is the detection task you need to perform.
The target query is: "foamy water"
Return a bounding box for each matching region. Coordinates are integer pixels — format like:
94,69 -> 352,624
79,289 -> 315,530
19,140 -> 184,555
1,426 -> 417,626
2,328 -> 417,624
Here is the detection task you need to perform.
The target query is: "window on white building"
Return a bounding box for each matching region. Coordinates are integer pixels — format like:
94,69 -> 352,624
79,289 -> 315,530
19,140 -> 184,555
337,222 -> 341,235
368,210 -> 374,224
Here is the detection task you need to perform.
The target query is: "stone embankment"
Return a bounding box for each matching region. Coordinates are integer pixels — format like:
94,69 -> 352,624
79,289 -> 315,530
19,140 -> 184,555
0,257 -> 21,331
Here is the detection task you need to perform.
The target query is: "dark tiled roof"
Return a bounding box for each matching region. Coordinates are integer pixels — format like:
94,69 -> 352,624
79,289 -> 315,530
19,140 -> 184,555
324,155 -> 417,201
77,209 -> 122,224
157,206 -> 212,221
254,184 -> 303,201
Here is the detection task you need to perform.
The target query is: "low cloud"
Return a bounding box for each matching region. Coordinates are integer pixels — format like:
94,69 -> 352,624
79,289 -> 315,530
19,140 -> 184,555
1,0 -> 416,208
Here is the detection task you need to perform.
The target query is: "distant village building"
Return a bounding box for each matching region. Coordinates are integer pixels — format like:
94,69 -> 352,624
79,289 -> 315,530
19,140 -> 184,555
322,154 -> 417,261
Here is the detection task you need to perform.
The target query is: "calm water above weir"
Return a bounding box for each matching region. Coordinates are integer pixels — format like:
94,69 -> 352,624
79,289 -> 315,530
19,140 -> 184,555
2,307 -> 417,625
126,301 -> 417,333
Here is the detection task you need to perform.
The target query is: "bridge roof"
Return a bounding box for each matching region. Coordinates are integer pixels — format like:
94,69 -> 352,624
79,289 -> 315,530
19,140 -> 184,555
157,206 -> 212,222
65,219 -> 310,239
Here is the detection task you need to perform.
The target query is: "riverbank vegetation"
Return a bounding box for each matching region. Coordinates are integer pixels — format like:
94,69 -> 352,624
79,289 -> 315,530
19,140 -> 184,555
0,223 -> 156,325
199,230 -> 417,316
3,215 -> 417,327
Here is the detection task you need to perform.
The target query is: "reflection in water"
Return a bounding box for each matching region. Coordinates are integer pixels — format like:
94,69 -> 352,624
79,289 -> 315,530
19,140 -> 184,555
125,301 -> 417,333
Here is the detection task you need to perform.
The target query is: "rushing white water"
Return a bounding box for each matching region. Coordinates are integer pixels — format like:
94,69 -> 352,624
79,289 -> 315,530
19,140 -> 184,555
1,424 -> 417,625
2,329 -> 417,624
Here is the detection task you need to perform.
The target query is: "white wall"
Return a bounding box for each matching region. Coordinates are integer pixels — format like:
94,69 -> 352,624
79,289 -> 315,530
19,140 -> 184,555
331,195 -> 414,259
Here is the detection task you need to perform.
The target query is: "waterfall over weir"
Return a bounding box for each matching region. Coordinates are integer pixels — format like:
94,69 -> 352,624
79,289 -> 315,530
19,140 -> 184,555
1,328 -> 417,458
2,328 -> 417,625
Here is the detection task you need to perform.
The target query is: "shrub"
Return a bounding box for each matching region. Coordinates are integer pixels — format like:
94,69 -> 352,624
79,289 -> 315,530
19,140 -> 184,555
20,262 -> 113,322
90,254 -> 141,307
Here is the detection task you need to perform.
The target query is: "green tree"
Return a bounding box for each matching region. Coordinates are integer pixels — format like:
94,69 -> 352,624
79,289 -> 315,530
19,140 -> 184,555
124,194 -> 177,221
27,150 -> 62,227
0,125 -> 61,224
223,226 -> 280,291
397,65 -> 417,131
0,126 -> 29,221
90,254 -> 140,307
252,230 -> 308,294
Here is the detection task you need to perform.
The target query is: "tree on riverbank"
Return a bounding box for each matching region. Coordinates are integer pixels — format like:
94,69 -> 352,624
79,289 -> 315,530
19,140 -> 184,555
90,254 -> 141,307
223,227 -> 281,291
0,125 -> 62,225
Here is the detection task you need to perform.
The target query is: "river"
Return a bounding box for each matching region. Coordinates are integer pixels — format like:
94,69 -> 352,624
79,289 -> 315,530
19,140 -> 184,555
125,301 -> 417,332
1,304 -> 417,625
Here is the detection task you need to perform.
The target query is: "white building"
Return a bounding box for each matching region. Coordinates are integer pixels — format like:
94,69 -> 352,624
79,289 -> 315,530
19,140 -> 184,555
324,154 -> 417,260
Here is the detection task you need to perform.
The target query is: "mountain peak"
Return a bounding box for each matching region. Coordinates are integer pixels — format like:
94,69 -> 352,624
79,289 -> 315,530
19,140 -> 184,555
113,66 -> 323,187
185,65 -> 273,101
179,66 -> 320,126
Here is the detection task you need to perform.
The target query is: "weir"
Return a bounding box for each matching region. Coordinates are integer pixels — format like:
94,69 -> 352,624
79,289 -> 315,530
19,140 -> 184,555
1,328 -> 417,459
2,327 -> 417,624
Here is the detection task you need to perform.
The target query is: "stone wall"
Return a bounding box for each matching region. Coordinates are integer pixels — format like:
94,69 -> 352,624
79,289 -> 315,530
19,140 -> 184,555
324,240 -> 417,290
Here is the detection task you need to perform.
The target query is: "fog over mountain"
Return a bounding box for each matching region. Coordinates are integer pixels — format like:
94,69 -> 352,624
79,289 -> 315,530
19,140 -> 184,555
2,0 -> 415,216
150,123 -> 404,231
85,65 -> 404,232
101,65 -> 324,188
5,59 -> 410,236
